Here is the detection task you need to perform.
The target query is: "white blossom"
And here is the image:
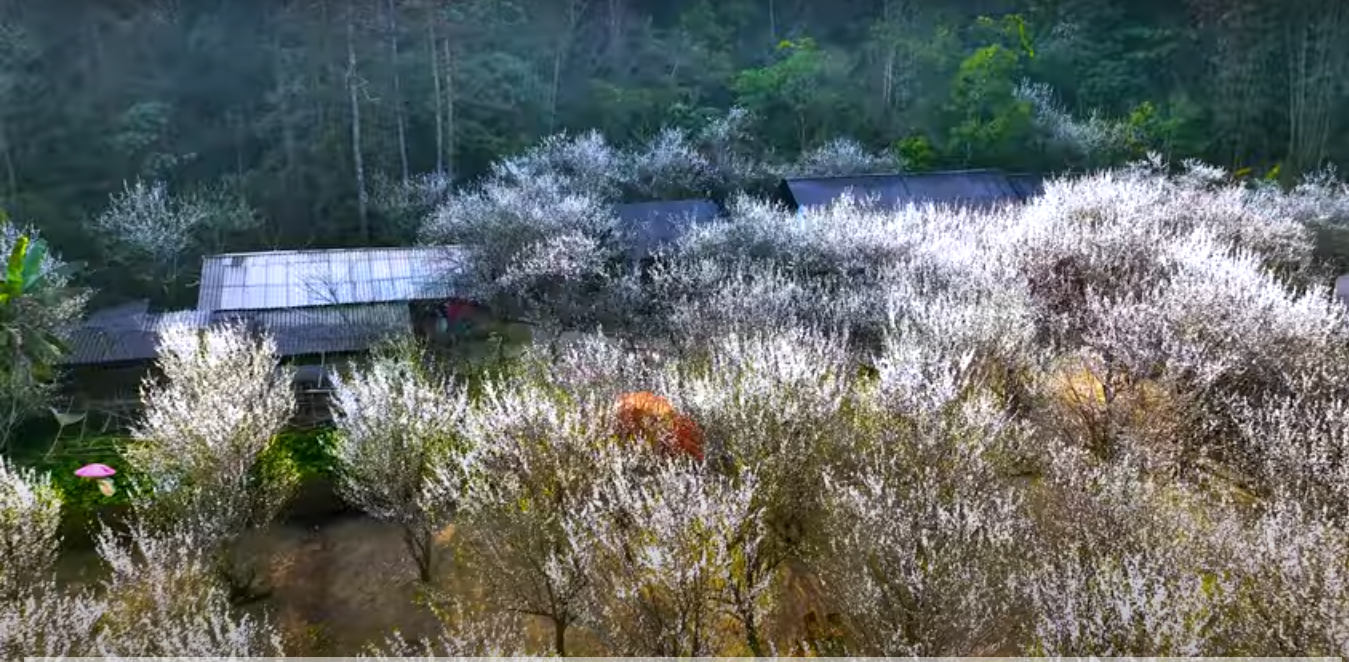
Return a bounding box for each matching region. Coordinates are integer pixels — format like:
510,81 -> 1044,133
785,137 -> 897,177
124,322 -> 296,594
0,458 -> 61,601
329,341 -> 471,583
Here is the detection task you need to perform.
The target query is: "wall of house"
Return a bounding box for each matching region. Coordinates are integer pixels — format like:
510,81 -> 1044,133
60,363 -> 155,434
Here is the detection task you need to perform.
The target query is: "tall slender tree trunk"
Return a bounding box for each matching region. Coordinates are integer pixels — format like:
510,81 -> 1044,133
386,0 -> 409,184
273,36 -> 298,187
232,110 -> 246,179
1285,1 -> 1346,176
769,0 -> 777,42
0,121 -> 16,202
313,0 -> 333,231
428,17 -> 444,174
548,49 -> 563,134
347,11 -> 369,242
442,37 -> 455,180
606,0 -> 623,68
270,18 -> 301,246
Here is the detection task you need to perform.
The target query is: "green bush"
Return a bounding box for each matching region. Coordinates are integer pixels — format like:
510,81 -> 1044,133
14,427 -> 340,534
23,436 -> 139,529
271,427 -> 339,481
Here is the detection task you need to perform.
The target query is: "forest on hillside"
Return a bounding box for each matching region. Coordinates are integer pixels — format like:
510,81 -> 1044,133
1,0 -> 1348,306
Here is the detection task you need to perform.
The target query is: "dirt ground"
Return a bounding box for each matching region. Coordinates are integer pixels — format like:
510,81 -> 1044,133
53,510 -> 839,656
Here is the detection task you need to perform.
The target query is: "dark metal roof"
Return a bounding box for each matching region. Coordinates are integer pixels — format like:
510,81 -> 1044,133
211,303 -> 412,357
61,310 -> 212,366
778,169 -> 1039,211
197,247 -> 466,313
62,304 -> 411,367
1008,173 -> 1046,200
613,200 -> 721,259
84,299 -> 150,328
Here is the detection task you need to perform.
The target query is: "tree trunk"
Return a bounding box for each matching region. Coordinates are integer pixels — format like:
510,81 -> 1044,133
552,616 -> 568,657
1285,1 -> 1346,176
744,610 -> 764,657
607,0 -> 623,68
548,48 -> 563,134
442,37 -> 455,180
0,120 -> 16,203
272,30 -> 300,240
346,11 -> 369,242
232,110 -> 246,179
769,0 -> 777,42
403,526 -> 434,584
547,0 -> 587,135
386,0 -> 409,184
428,17 -> 444,174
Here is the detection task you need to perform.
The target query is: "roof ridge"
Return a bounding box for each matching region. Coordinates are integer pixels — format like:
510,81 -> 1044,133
782,168 -> 1012,183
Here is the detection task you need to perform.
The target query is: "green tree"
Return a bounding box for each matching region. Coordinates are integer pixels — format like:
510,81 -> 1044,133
732,37 -> 857,154
0,219 -> 85,451
945,43 -> 1035,167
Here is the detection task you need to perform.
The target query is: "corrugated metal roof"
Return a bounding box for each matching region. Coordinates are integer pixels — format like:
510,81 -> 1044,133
211,303 -> 411,357
779,169 -> 1037,211
84,299 -> 150,328
1008,173 -> 1045,200
61,310 -> 214,366
613,199 -> 721,259
61,304 -> 409,366
197,246 -> 466,313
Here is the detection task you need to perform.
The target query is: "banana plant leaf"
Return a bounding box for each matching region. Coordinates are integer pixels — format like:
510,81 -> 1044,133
0,230 -> 77,378
19,238 -> 46,293
5,235 -> 29,296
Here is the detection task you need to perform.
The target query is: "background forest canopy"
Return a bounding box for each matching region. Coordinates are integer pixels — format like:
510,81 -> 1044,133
1,0 -> 1348,308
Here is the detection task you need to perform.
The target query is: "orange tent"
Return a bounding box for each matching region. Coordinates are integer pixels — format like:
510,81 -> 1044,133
612,391 -> 704,461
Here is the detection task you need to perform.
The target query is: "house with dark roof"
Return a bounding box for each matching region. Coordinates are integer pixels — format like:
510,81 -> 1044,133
777,169 -> 1043,212
612,199 -> 722,260
60,246 -> 495,425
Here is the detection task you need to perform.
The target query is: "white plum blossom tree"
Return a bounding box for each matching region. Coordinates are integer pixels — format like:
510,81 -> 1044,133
94,178 -> 259,290
449,374 -> 619,657
0,457 -> 60,602
586,462 -> 763,656
124,321 -> 296,598
329,339 -> 472,584
783,137 -> 898,177
91,523 -> 286,658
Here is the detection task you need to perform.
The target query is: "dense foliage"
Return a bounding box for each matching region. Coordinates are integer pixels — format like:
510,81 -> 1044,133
6,132 -> 1349,654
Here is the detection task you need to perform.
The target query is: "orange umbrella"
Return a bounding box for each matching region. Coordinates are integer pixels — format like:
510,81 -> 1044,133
613,391 -> 704,461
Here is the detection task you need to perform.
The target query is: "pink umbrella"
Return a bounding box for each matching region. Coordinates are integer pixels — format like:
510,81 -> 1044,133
75,463 -> 117,497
